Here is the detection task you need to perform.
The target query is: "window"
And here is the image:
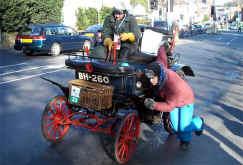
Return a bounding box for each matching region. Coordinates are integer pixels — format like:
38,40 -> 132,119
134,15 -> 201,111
19,27 -> 41,36
44,27 -> 57,35
65,27 -> 77,35
56,27 -> 77,35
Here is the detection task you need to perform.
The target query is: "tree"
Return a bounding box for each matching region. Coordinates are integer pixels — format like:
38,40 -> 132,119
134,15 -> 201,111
76,8 -> 89,30
100,7 -> 113,24
76,6 -> 113,30
202,15 -> 209,22
130,0 -> 148,9
76,7 -> 98,30
86,8 -> 98,25
0,0 -> 64,32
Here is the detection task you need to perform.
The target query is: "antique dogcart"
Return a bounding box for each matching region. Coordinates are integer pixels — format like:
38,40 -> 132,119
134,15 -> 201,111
41,28 -> 194,164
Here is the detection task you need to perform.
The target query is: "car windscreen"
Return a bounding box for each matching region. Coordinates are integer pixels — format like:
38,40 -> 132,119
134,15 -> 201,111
154,21 -> 167,27
86,25 -> 102,32
19,27 -> 42,36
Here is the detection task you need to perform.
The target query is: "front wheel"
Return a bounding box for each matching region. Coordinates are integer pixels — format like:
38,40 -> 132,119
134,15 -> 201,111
41,96 -> 72,143
50,43 -> 61,56
114,113 -> 140,164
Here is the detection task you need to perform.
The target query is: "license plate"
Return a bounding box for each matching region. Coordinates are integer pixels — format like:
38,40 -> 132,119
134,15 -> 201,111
78,72 -> 110,84
21,39 -> 32,43
85,33 -> 94,37
69,85 -> 81,104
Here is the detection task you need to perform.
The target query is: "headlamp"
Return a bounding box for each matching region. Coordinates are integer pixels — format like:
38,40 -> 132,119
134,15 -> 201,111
144,69 -> 155,79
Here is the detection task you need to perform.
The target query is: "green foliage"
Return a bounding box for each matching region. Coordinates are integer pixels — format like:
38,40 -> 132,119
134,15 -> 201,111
76,6 -> 113,30
76,8 -> 89,30
86,8 -> 98,25
202,15 -> 209,22
100,7 -> 113,24
76,7 -> 98,30
136,18 -> 150,25
130,0 -> 148,9
0,0 -> 64,32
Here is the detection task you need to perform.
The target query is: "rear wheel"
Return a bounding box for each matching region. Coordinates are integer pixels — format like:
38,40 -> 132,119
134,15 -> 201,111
177,69 -> 186,80
41,96 -> 72,143
23,50 -> 33,56
162,112 -> 174,134
50,43 -> 61,56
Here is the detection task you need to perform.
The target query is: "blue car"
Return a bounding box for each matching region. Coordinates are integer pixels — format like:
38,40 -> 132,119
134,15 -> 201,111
14,24 -> 91,56
80,24 -> 103,47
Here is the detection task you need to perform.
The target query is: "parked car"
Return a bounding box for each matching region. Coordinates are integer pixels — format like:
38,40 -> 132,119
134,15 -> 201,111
80,24 -> 103,47
14,24 -> 91,56
229,23 -> 237,31
204,23 -> 211,29
153,20 -> 169,31
191,24 -> 205,33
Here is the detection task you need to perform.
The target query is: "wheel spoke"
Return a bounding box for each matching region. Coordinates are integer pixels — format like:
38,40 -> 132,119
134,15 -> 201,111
58,126 -> 63,136
118,143 -> 126,160
121,144 -> 126,161
61,103 -> 66,113
54,101 -> 58,113
63,110 -> 71,117
123,144 -> 129,160
48,106 -> 55,115
59,100 -> 62,113
54,126 -> 58,138
47,120 -> 56,128
128,116 -> 134,131
47,125 -> 55,137
46,116 -> 55,120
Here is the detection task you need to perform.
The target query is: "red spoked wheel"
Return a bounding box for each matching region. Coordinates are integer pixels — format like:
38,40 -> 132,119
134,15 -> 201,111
114,113 -> 140,164
41,96 -> 72,142
162,112 -> 174,134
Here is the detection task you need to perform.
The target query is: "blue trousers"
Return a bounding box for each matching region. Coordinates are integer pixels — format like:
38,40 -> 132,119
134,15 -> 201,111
169,104 -> 203,142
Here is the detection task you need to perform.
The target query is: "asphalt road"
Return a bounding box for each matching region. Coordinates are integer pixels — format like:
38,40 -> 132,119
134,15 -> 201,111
0,31 -> 243,165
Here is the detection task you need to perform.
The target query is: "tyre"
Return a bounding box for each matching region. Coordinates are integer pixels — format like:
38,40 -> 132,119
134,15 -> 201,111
50,42 -> 61,56
41,96 -> 72,143
14,44 -> 23,51
162,112 -> 174,134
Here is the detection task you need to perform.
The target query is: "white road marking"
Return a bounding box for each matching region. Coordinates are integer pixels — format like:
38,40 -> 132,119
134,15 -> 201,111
0,63 -> 26,69
0,64 -> 66,76
0,68 -> 67,85
226,38 -> 236,46
0,66 -> 44,76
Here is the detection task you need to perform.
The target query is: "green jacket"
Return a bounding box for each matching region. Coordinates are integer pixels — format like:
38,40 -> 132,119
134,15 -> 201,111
102,10 -> 141,51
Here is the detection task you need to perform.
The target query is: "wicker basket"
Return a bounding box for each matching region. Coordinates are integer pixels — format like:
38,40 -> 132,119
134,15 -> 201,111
68,79 -> 114,111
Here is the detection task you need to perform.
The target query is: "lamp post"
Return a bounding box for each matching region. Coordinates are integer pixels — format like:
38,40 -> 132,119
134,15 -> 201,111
237,0 -> 241,23
212,0 -> 216,33
97,0 -> 103,25
0,8 -> 5,46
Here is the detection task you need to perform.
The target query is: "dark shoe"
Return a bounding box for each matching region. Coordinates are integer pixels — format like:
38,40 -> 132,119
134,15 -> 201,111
195,117 -> 204,136
180,141 -> 190,151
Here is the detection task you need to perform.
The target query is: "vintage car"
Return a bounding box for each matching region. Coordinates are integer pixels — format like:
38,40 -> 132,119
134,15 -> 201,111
41,28 -> 194,164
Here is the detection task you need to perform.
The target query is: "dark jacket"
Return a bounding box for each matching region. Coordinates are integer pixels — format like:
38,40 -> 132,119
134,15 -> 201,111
102,10 -> 141,51
154,68 -> 195,112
